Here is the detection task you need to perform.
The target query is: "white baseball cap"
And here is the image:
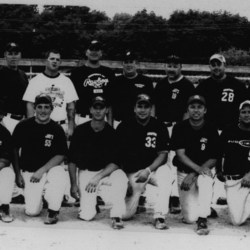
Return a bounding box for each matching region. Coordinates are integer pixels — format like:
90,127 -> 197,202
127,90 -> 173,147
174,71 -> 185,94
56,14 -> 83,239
209,54 -> 226,64
239,100 -> 250,110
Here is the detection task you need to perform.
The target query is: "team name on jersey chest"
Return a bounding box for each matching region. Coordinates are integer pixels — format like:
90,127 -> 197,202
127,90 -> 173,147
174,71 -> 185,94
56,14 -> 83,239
135,83 -> 145,88
44,134 -> 54,147
228,140 -> 250,148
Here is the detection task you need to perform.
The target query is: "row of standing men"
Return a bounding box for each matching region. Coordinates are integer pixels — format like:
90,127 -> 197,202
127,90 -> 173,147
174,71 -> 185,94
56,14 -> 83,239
0,41 -> 249,235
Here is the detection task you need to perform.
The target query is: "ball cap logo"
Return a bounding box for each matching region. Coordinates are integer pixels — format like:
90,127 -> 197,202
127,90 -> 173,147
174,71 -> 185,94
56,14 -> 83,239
136,94 -> 152,105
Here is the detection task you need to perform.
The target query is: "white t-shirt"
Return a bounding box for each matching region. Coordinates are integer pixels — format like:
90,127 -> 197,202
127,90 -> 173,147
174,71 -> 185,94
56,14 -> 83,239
23,73 -> 79,121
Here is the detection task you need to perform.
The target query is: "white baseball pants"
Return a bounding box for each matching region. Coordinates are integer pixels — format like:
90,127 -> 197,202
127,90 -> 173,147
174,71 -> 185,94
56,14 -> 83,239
122,164 -> 175,220
78,169 -> 128,221
225,179 -> 250,226
23,166 -> 67,216
0,167 -> 15,205
178,172 -> 214,223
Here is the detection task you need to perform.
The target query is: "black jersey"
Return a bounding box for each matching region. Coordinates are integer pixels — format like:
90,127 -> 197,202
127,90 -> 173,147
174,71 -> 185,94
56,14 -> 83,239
116,117 -> 169,174
68,121 -> 119,171
112,74 -> 154,122
70,65 -> 115,116
12,117 -> 68,172
171,120 -> 219,174
154,76 -> 195,123
0,66 -> 28,116
220,124 -> 250,175
196,76 -> 246,130
0,124 -> 13,162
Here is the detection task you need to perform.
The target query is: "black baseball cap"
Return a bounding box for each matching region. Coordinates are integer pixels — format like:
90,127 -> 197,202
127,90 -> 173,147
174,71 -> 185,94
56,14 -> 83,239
5,42 -> 21,52
35,94 -> 53,106
239,100 -> 250,110
188,95 -> 206,106
166,55 -> 182,64
123,51 -> 136,61
88,40 -> 102,51
136,94 -> 152,106
91,96 -> 107,107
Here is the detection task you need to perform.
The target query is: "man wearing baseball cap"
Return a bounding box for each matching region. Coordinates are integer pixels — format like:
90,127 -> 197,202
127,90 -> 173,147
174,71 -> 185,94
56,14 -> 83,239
217,100 -> 250,226
116,93 -> 174,230
70,40 -> 115,126
111,50 -> 154,128
68,95 -> 127,230
154,55 -> 195,214
170,95 -> 220,235
12,94 -> 68,225
196,53 -> 246,205
0,42 -> 29,204
0,42 -> 28,133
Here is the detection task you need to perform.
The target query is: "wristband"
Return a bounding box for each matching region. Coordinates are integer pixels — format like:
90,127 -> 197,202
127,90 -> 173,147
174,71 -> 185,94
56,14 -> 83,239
146,167 -> 151,174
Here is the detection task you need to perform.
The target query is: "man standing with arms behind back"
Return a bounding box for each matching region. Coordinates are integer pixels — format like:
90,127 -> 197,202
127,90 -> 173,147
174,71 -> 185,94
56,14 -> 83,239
154,55 -> 195,213
70,40 -> 115,126
0,42 -> 28,134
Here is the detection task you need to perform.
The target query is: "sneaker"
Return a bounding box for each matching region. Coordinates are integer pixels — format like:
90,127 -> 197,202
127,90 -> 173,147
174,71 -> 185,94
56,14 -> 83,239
208,207 -> 218,219
169,196 -> 181,214
196,218 -> 209,235
0,212 -> 13,223
155,218 -> 168,230
111,217 -> 124,230
216,197 -> 227,205
44,214 -> 58,225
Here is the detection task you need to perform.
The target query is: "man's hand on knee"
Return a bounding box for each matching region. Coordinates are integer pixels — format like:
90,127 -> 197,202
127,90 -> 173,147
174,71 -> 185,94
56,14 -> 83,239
181,172 -> 197,191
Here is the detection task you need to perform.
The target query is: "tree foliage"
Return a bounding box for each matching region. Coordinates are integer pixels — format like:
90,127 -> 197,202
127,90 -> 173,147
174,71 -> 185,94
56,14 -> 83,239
1,4 -> 250,64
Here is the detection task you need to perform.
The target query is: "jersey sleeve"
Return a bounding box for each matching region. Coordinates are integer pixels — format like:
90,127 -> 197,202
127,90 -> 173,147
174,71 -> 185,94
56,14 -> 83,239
64,77 -> 79,103
0,127 -> 13,162
12,120 -> 25,149
22,77 -> 38,102
156,123 -> 170,153
170,123 -> 185,151
53,125 -> 68,156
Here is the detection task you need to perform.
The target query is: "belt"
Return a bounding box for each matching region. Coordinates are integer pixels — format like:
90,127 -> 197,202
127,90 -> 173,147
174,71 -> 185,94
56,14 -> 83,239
225,174 -> 244,181
57,120 -> 66,125
5,113 -> 24,121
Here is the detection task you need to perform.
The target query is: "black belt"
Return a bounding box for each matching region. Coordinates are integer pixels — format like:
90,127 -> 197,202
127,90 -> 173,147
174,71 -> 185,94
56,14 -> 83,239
57,120 -> 66,125
4,113 -> 24,121
225,174 -> 244,181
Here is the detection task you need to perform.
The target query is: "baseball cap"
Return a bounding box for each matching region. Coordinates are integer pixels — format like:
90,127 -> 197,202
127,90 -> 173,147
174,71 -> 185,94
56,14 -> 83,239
5,42 -> 21,52
209,54 -> 226,64
35,94 -> 53,106
91,96 -> 107,107
136,94 -> 152,106
166,55 -> 182,64
123,51 -> 136,61
88,40 -> 102,51
239,100 -> 250,110
188,95 -> 206,106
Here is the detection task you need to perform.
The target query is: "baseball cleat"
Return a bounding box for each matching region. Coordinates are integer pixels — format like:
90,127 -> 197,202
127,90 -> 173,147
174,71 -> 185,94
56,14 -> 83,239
155,218 -> 168,230
111,217 -> 124,230
196,218 -> 209,236
208,207 -> 218,219
0,212 -> 14,223
44,214 -> 59,225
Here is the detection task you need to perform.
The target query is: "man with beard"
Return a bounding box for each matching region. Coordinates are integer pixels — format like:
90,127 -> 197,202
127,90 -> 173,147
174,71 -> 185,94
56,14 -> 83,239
154,55 -> 195,213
